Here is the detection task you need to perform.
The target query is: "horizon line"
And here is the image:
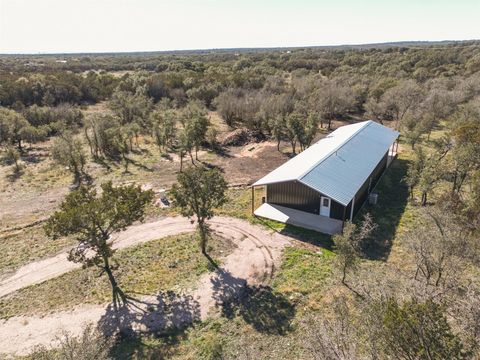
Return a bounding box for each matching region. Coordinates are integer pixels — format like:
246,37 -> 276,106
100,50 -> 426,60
1,39 -> 478,56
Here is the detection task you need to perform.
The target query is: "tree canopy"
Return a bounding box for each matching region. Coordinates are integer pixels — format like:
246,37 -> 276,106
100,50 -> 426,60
44,182 -> 153,306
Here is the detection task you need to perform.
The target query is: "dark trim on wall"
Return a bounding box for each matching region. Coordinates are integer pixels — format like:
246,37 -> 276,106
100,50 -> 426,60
266,180 -> 346,221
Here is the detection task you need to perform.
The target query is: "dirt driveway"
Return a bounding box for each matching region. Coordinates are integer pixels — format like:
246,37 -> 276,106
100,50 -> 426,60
0,216 -> 291,356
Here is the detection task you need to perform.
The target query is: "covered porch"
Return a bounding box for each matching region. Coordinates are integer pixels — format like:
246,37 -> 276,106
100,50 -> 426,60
254,203 -> 343,235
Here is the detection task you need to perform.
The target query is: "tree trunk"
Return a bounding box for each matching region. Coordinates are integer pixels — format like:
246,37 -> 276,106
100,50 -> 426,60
179,150 -> 184,172
103,256 -> 126,308
452,172 -> 458,194
123,153 -> 129,173
457,173 -> 467,194
13,158 -> 20,173
198,221 -> 207,255
84,128 -> 94,156
189,151 -> 195,165
72,162 -> 81,185
341,265 -> 347,285
91,127 -> 100,158
277,139 -> 280,151
421,192 -> 427,206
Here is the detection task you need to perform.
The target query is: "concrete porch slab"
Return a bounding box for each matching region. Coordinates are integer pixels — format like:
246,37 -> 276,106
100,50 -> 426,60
254,203 -> 343,235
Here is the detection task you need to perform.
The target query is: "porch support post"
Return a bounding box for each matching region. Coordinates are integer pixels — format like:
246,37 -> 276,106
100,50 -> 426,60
350,196 -> 355,221
251,186 -> 254,215
341,205 -> 347,232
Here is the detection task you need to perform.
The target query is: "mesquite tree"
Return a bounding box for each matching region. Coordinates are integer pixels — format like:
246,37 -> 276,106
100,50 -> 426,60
334,214 -> 376,287
170,166 -> 227,257
51,132 -> 88,186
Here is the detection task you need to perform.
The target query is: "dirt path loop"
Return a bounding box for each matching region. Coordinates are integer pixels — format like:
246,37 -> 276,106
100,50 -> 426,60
0,216 -> 291,356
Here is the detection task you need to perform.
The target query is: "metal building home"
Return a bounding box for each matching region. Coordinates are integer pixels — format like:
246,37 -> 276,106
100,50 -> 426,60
252,120 -> 399,235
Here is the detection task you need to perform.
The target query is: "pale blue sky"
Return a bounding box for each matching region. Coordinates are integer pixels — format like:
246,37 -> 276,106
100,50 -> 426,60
0,0 -> 478,53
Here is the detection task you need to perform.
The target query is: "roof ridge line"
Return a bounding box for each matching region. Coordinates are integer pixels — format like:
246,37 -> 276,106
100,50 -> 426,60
297,120 -> 372,182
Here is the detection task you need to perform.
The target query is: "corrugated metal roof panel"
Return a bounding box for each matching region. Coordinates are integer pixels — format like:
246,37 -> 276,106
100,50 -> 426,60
252,121 -> 369,186
253,120 -> 399,206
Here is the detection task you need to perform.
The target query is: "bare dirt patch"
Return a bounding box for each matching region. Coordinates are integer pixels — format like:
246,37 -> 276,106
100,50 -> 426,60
236,141 -> 278,159
81,101 -> 113,117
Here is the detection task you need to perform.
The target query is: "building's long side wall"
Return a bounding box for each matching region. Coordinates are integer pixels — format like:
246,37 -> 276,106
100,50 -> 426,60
371,151 -> 388,189
353,150 -> 388,217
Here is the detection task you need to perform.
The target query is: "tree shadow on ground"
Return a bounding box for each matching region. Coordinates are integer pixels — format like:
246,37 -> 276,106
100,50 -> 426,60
97,291 -> 201,338
210,269 -> 248,317
198,160 -> 225,172
131,147 -> 151,156
357,157 -> 410,261
6,169 -> 24,182
92,157 -> 113,171
21,153 -> 46,164
160,153 -> 174,162
212,270 -> 295,335
110,325 -> 188,360
128,158 -> 153,172
209,146 -> 233,158
98,291 -> 202,359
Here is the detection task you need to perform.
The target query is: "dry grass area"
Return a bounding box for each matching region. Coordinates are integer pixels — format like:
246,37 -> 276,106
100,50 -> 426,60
0,225 -> 74,277
0,141 -> 72,227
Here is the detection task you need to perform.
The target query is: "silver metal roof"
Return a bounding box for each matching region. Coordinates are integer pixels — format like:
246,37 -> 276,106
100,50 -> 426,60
253,120 -> 399,206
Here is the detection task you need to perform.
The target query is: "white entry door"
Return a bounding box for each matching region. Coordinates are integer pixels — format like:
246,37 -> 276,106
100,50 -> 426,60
320,196 -> 331,217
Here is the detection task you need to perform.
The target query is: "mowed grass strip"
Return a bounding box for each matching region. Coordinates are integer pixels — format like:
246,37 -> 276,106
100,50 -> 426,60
273,247 -> 334,309
217,187 -> 265,220
0,232 -> 232,319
